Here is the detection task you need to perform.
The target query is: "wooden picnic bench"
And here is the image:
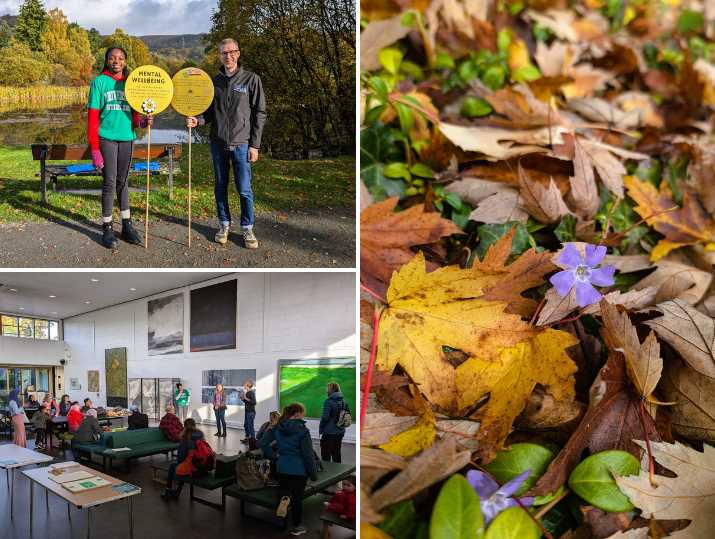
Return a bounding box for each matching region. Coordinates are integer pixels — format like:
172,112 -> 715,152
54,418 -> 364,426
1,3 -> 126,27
31,143 -> 182,203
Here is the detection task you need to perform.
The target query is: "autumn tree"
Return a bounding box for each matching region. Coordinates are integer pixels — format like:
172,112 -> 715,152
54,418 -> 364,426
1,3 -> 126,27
0,38 -> 51,85
100,29 -> 152,71
14,0 -> 48,51
40,9 -> 94,85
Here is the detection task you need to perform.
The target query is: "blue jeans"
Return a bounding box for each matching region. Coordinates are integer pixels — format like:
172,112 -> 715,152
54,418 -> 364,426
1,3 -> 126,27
244,410 -> 256,438
214,407 -> 226,435
210,141 -> 254,230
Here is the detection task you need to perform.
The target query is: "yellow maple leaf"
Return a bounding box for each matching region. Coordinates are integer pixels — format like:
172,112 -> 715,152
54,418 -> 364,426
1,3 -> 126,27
377,253 -> 578,460
379,409 -> 436,457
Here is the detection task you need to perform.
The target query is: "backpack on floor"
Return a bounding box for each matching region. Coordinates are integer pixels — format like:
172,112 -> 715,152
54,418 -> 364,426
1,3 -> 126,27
336,402 -> 352,429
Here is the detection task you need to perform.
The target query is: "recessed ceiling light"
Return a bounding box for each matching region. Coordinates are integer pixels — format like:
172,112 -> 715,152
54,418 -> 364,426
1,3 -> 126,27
90,278 -> 99,283
84,301 -> 91,304
51,312 -> 58,315
8,288 -> 17,292
18,307 -> 24,310
48,295 -> 56,298
129,287 -> 137,291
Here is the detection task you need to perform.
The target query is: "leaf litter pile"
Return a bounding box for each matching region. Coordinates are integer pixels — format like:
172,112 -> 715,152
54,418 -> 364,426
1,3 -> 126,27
360,0 -> 715,538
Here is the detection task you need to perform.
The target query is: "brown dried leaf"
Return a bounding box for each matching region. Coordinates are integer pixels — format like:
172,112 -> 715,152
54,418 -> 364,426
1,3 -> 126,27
518,162 -> 572,224
361,484 -> 385,524
362,412 -> 419,446
468,190 -> 529,224
370,437 -> 472,511
646,299 -> 715,379
515,385 -> 585,429
661,358 -> 715,442
436,418 -> 481,451
633,259 -> 713,305
582,287 -> 659,316
569,136 -> 600,217
360,14 -> 413,71
536,287 -> 579,326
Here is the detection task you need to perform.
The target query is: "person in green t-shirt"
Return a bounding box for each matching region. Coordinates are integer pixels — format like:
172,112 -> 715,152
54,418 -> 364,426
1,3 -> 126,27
174,382 -> 190,422
87,47 -> 153,249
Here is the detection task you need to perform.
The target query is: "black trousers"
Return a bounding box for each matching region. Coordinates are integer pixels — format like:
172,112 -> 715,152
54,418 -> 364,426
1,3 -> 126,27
278,473 -> 308,527
100,138 -> 133,218
320,433 -> 344,463
35,428 -> 45,445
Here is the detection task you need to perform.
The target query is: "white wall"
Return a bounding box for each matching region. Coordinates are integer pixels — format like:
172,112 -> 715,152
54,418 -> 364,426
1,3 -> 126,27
0,335 -> 66,365
61,273 -> 357,441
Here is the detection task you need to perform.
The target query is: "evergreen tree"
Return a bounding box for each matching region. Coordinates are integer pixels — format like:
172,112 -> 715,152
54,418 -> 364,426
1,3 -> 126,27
15,0 -> 48,51
0,21 -> 12,49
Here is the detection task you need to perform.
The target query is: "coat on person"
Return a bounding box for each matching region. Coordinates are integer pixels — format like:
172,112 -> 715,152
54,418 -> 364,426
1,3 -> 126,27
74,412 -> 103,443
159,412 -> 183,442
31,408 -> 50,430
260,419 -> 317,480
319,391 -> 347,436
67,404 -> 83,432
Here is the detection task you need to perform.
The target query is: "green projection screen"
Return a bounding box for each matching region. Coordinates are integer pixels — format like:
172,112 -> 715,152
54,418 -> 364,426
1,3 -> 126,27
278,358 -> 356,419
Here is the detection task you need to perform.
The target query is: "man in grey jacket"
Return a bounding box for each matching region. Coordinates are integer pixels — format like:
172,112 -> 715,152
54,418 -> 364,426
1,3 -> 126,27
187,38 -> 267,249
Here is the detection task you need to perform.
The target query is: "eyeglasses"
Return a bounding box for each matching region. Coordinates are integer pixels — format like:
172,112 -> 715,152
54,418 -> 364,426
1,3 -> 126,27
221,49 -> 240,56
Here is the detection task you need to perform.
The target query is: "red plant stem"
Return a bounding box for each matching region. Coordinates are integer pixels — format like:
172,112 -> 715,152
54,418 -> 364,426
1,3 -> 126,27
360,306 -> 383,433
360,283 -> 387,305
638,400 -> 657,486
529,295 -> 547,327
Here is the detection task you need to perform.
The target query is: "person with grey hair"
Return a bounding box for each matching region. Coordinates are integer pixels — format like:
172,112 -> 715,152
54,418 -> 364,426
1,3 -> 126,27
74,408 -> 104,443
187,38 -> 267,249
159,403 -> 183,442
128,404 -> 149,430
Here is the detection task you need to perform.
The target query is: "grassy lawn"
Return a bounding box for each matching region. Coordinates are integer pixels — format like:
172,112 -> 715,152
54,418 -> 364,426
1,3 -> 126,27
0,144 -> 355,224
278,366 -> 356,419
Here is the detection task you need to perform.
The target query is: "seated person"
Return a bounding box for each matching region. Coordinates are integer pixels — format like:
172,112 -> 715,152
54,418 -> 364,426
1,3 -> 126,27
26,394 -> 39,410
74,409 -> 105,443
127,404 -> 149,430
31,403 -> 50,451
159,404 -> 183,442
325,477 -> 356,520
67,403 -> 83,433
257,411 -> 280,443
80,398 -> 94,413
161,418 -> 210,499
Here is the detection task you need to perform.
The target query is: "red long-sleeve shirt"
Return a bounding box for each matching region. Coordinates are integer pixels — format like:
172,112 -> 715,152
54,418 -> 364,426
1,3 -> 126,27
87,69 -> 141,151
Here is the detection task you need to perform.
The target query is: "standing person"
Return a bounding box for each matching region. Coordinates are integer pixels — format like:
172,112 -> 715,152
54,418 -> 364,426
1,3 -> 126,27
174,382 -> 190,423
241,379 -> 256,442
8,389 -> 27,447
260,403 -> 318,537
87,46 -> 153,249
31,403 -> 50,450
59,394 -> 71,416
319,382 -> 347,463
213,384 -> 227,437
186,38 -> 266,249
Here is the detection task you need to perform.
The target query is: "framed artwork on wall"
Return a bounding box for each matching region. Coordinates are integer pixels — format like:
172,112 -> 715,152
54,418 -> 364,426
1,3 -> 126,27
148,293 -> 184,355
87,370 -> 100,393
105,347 -> 128,407
190,279 -> 237,352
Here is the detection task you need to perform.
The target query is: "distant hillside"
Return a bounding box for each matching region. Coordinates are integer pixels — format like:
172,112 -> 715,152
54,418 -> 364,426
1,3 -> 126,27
0,15 -> 18,27
138,34 -> 206,63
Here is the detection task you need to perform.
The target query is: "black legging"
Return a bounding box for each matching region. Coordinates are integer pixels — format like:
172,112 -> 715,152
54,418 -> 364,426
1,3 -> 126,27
100,138 -> 133,218
278,473 -> 308,527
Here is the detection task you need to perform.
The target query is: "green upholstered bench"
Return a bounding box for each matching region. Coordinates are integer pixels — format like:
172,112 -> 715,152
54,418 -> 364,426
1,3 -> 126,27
223,461 -> 356,527
320,512 -> 356,538
100,428 -> 178,471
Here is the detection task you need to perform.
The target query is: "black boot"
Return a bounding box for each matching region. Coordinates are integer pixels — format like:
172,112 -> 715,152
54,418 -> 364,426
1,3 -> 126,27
102,222 -> 118,249
121,218 -> 142,245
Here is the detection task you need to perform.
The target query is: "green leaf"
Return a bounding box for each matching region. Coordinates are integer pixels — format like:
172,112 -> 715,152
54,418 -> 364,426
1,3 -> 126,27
434,52 -> 456,70
380,47 -> 404,75
364,104 -> 388,126
568,450 -> 640,513
444,192 -> 463,210
379,500 -> 418,539
401,11 -> 417,27
360,124 -> 407,200
512,65 -> 541,83
369,76 -> 390,101
394,102 -> 415,133
482,65 -> 507,90
384,162 -> 411,182
476,222 -> 531,260
497,29 -> 512,54
554,215 -> 576,242
677,9 -> 704,34
410,163 -> 435,179
458,60 -> 480,83
451,207 -> 470,230
429,474 -> 484,539
484,507 -> 540,539
461,97 -> 493,118
484,443 -> 555,497
401,60 -> 424,80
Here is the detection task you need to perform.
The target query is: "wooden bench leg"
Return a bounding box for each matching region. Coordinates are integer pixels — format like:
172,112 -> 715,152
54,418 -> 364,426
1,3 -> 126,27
40,151 -> 47,204
322,521 -> 331,539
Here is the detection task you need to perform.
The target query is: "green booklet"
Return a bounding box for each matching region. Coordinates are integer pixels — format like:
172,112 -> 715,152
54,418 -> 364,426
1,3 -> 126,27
62,476 -> 111,493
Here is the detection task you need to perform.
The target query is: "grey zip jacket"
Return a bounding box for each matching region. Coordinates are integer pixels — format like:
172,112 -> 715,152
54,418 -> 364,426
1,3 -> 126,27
201,66 -> 267,149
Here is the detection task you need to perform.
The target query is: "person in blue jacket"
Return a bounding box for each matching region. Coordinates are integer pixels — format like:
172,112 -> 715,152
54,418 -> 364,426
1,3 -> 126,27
260,403 -> 317,537
161,418 -> 204,500
319,382 -> 347,463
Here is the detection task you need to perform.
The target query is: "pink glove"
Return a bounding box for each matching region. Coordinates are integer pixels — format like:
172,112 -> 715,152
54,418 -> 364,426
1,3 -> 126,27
91,149 -> 104,170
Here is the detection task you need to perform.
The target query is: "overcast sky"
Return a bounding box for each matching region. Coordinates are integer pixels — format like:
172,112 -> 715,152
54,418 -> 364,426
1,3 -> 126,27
0,0 -> 215,35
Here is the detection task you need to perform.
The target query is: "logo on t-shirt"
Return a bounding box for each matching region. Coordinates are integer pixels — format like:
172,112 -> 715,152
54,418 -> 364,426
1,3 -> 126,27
233,84 -> 248,93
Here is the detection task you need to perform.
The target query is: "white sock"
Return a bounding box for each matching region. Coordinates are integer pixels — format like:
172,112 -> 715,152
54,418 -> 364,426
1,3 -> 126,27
102,216 -> 112,224
120,210 -> 130,219
241,225 -> 253,232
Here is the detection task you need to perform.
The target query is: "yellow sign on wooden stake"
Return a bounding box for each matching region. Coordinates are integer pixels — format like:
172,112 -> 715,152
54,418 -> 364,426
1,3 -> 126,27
171,67 -> 215,248
125,65 -> 174,249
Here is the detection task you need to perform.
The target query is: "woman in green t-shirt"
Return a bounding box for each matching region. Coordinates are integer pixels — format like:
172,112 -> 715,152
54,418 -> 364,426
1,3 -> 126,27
87,47 -> 153,249
174,382 -> 190,422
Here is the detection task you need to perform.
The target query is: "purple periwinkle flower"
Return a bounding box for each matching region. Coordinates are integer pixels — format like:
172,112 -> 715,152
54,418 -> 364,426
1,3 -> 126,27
549,243 -> 615,308
466,469 -> 535,525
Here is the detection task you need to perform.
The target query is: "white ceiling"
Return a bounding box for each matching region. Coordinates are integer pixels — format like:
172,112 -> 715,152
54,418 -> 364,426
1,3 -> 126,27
0,272 -> 233,319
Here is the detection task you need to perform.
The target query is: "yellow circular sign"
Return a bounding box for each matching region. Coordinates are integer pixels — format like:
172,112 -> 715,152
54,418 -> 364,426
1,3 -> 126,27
125,65 -> 174,115
171,68 -> 214,117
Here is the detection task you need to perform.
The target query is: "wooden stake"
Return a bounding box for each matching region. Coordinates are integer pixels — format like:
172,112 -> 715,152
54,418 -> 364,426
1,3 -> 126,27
188,124 -> 192,248
145,124 -> 151,248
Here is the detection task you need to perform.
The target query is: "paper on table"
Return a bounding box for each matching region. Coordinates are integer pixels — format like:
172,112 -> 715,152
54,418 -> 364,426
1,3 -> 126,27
62,476 -> 111,493
50,461 -> 80,470
110,447 -> 132,452
49,470 -> 95,484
